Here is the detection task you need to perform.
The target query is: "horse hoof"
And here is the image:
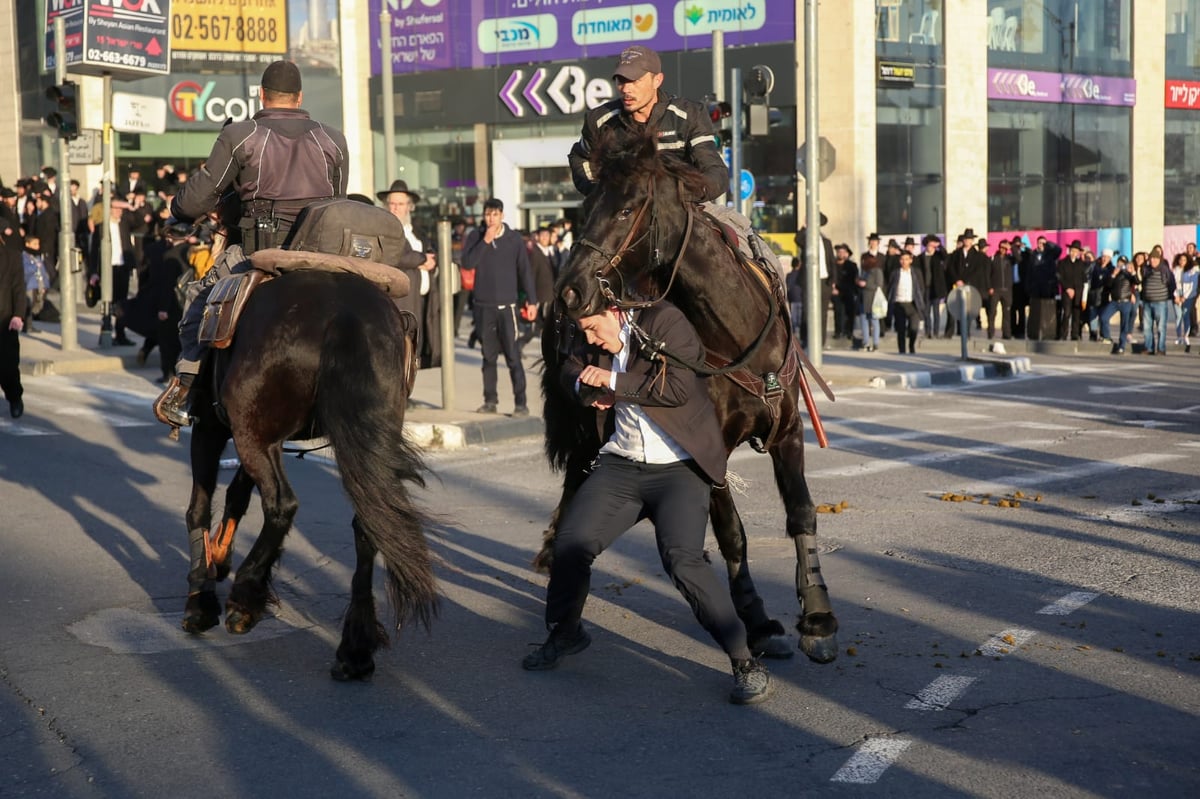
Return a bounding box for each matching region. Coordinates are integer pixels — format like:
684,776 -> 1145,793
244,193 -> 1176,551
182,593 -> 220,634
330,659 -> 375,682
224,606 -> 259,635
800,633 -> 839,664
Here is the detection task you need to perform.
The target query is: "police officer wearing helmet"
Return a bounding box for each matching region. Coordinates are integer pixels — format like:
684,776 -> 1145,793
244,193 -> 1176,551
568,46 -> 728,202
154,60 -> 348,429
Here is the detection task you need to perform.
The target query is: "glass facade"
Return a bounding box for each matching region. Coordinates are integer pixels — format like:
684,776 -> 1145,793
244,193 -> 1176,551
1165,2 -> 1200,224
986,0 -> 1133,232
875,0 -> 946,234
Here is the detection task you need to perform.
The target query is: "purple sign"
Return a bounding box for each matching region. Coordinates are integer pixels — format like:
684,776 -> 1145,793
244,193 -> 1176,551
369,0 -> 795,75
988,68 -> 1136,107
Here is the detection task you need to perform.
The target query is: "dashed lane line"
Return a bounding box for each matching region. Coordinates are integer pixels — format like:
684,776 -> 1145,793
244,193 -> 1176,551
1037,591 -> 1100,616
903,675 -> 979,711
829,739 -> 914,784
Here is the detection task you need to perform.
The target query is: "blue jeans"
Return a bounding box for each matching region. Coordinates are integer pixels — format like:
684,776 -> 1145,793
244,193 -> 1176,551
1176,298 -> 1196,339
1108,301 -> 1134,348
1143,301 -> 1170,353
859,313 -> 880,348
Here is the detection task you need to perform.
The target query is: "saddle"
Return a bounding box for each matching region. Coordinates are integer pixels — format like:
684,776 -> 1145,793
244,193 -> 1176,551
197,248 -> 413,349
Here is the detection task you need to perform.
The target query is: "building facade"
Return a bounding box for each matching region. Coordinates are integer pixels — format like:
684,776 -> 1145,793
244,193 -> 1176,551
5,1 -> 1199,259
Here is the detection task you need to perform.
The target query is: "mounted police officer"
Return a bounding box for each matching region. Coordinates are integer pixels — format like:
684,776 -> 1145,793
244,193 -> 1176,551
568,47 -> 778,284
154,60 -> 349,428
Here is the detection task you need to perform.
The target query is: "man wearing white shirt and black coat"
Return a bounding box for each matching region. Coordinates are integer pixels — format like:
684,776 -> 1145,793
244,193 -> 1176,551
523,301 -> 772,705
887,251 -> 927,354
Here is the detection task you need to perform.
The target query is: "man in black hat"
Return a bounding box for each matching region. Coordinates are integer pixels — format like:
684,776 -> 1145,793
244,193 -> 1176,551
379,179 -> 438,366
916,234 -> 948,338
945,227 -> 990,333
1056,240 -> 1088,340
157,59 -> 349,429
568,46 -> 727,202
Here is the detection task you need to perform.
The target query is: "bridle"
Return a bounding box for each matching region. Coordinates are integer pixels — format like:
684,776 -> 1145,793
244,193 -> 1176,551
573,176 -> 694,312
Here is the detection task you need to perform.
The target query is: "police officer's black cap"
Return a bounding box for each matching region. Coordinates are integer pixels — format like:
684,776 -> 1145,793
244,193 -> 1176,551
613,46 -> 662,81
261,60 -> 302,93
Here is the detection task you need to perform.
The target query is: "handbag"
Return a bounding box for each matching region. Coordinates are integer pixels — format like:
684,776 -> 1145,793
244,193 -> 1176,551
871,286 -> 888,318
459,267 -> 475,291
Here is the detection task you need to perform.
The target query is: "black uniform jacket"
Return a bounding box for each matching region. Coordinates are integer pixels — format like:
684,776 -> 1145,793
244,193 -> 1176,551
558,302 -> 727,485
568,90 -> 728,202
172,106 -> 348,224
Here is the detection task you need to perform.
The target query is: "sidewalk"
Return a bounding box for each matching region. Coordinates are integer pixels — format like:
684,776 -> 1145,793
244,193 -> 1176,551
20,303 -> 1039,449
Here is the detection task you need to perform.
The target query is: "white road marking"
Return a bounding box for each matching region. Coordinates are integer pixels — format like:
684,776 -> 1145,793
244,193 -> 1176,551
1093,492 -> 1200,522
830,739 -> 913,784
0,418 -> 57,436
978,628 -> 1036,657
52,405 -> 153,427
810,439 -> 1057,479
67,606 -> 307,654
952,452 -> 1185,495
1178,441 -> 1200,449
1012,421 -> 1080,431
904,674 -> 978,711
1087,382 -> 1168,395
936,411 -> 991,420
1037,591 -> 1100,616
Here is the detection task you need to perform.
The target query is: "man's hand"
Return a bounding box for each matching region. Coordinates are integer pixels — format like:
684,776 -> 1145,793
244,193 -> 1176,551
591,392 -> 615,410
579,365 -> 612,388
8,316 -> 23,332
482,223 -> 503,245
420,252 -> 436,270
523,302 -> 538,321
158,311 -> 169,321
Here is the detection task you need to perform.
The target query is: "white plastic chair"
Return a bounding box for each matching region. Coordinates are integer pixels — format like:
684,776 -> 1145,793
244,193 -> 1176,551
909,10 -> 938,45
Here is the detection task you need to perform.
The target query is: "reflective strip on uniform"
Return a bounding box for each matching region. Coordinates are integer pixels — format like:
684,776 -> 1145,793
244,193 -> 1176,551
689,135 -> 713,149
666,103 -> 687,119
596,109 -> 620,127
582,161 -> 595,180
658,140 -> 685,151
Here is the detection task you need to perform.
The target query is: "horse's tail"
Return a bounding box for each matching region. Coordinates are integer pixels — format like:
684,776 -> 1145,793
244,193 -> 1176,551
316,308 -> 437,633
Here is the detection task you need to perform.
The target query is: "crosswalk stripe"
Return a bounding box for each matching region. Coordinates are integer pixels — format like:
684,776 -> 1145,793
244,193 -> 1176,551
809,439 -> 1057,479
52,406 -> 152,427
953,452 -> 1185,495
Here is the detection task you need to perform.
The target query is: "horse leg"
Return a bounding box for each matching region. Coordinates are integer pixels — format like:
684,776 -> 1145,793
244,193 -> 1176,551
331,515 -> 388,681
182,419 -> 230,633
209,466 -> 254,582
533,454 -> 592,573
770,433 -> 839,663
225,441 -> 298,634
708,488 -> 791,658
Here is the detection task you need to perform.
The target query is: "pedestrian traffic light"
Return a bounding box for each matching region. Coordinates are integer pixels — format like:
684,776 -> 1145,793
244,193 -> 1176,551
45,81 -> 79,141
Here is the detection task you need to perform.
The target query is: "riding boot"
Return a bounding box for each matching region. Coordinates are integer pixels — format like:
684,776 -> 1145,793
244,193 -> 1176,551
153,372 -> 195,428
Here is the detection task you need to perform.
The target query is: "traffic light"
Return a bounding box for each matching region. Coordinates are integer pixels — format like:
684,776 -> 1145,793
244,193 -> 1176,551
45,81 -> 79,141
707,99 -> 732,126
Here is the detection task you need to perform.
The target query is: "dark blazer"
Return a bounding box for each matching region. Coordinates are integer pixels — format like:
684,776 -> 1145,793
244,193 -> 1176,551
989,252 -> 1014,293
946,246 -> 989,292
886,266 -> 928,319
0,242 -> 26,322
528,244 -> 556,307
559,302 -> 727,485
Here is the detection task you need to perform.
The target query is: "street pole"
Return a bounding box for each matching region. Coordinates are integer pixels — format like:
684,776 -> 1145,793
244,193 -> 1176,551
711,31 -> 725,204
437,218 -> 455,410
803,0 -> 822,368
730,67 -> 742,211
960,287 -> 970,361
53,17 -> 78,351
380,10 -> 396,182
98,73 -> 114,347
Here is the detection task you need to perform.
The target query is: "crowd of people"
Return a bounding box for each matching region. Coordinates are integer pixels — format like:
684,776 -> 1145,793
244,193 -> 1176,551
790,226 -> 1200,356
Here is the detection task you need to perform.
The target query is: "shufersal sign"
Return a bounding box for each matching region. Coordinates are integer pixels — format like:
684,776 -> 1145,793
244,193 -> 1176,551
169,80 -> 260,124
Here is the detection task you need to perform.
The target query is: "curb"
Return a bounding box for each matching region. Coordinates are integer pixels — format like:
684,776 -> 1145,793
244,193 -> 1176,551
405,416 -> 544,450
868,356 -> 1032,389
23,354 -> 133,377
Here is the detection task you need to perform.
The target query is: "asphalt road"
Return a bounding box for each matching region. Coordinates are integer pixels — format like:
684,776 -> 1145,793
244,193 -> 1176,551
1,356 -> 1198,798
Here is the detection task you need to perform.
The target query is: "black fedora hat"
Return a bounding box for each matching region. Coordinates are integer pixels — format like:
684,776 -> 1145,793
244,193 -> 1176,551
903,236 -> 917,246
961,227 -> 977,239
1068,239 -> 1084,250
376,179 -> 420,204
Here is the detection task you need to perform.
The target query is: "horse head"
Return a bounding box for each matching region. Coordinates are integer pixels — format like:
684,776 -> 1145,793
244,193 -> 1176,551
556,126 -> 705,318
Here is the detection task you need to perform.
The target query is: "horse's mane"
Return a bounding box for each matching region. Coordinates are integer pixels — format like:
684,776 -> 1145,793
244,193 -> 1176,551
588,125 -> 711,202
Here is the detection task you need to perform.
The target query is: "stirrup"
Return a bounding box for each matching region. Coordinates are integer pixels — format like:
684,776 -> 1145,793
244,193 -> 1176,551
153,375 -> 194,429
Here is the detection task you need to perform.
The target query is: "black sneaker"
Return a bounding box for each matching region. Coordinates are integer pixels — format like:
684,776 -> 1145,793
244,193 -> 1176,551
730,659 -> 771,705
522,624 -> 592,671
9,397 -> 23,419
476,403 -> 497,414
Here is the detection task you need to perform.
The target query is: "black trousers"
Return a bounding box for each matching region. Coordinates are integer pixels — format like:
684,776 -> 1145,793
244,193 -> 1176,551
1010,283 -> 1028,338
476,302 -> 526,407
892,301 -> 921,353
987,289 -> 1012,339
1029,298 -> 1057,340
545,454 -> 751,661
0,329 -> 22,403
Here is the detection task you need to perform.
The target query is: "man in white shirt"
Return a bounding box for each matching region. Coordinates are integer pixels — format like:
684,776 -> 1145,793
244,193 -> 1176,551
886,251 -> 927,354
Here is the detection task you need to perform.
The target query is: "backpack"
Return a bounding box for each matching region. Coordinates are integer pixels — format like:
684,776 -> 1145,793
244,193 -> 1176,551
281,199 -> 410,265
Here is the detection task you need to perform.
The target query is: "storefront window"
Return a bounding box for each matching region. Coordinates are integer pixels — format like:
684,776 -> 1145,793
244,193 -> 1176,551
1167,0 -> 1200,76
877,96 -> 946,234
987,1 -> 1131,77
987,102 -> 1130,231
1165,111 -> 1200,225
876,0 -> 944,56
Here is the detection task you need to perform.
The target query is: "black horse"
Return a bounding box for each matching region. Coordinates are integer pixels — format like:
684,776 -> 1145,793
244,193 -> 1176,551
181,267 -> 436,680
540,128 -> 838,663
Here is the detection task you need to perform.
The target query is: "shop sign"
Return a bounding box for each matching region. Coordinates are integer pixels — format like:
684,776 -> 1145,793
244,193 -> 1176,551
371,0 -> 794,76
112,90 -> 168,134
171,0 -> 287,56
1166,79 -> 1200,110
169,79 -> 261,125
877,60 -> 915,87
45,0 -> 172,80
988,68 -> 1135,107
499,65 -> 614,118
